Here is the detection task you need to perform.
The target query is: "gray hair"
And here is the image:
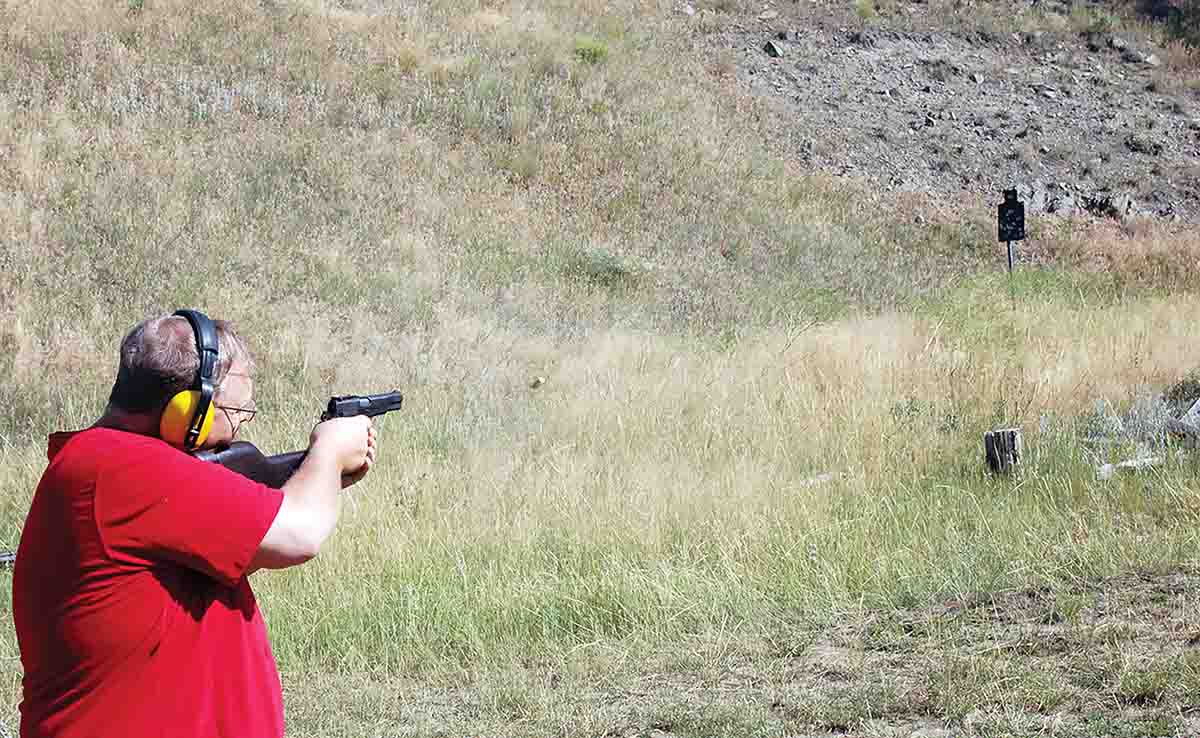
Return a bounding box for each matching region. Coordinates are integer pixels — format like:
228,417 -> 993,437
107,314 -> 255,414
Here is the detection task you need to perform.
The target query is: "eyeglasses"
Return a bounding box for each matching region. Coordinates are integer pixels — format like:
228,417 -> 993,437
214,403 -> 258,435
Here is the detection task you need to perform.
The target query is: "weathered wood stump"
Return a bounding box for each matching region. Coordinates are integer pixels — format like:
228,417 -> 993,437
984,428 -> 1022,474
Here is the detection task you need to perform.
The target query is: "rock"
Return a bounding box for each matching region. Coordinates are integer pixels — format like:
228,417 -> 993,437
763,40 -> 784,58
1097,455 -> 1163,481
1125,133 -> 1164,156
1109,36 -> 1129,51
758,9 -> 778,20
1112,193 -> 1135,218
1018,181 -> 1049,212
1047,193 -> 1078,215
1084,157 -> 1104,176
1167,417 -> 1200,447
1181,397 -> 1200,427
849,30 -> 874,48
1119,49 -> 1161,66
922,58 -> 960,81
1083,191 -> 1135,220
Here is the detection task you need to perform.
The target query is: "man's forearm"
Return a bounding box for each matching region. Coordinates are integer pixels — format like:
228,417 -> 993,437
251,446 -> 344,571
282,447 -> 343,552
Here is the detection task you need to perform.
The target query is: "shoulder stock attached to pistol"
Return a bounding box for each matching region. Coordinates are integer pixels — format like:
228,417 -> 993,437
194,442 -> 307,489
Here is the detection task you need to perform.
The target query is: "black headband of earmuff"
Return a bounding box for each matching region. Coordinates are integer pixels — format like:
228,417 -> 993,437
173,309 -> 219,449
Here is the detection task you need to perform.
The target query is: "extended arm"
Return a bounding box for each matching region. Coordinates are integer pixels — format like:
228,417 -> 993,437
248,416 -> 375,572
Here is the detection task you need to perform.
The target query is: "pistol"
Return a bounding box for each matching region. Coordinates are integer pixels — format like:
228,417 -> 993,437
320,391 -> 404,421
194,390 -> 402,488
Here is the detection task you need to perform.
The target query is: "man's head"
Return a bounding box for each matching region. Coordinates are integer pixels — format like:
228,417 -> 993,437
106,313 -> 256,449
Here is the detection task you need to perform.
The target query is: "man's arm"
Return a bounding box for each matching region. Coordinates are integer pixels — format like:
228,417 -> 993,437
249,416 -> 375,572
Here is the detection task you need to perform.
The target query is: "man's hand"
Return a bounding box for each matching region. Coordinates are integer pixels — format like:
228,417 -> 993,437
309,416 -> 375,486
340,422 -> 376,489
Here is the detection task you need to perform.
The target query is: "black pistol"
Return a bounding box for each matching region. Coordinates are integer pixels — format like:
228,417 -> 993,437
321,391 -> 404,421
195,390 -> 403,488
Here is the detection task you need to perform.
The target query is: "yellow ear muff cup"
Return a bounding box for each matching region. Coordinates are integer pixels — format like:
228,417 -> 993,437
160,390 -> 215,448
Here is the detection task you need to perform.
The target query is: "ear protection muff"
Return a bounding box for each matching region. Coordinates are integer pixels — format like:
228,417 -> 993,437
159,309 -> 219,450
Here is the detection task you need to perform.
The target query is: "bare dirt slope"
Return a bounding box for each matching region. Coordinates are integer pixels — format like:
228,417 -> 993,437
696,0 -> 1200,224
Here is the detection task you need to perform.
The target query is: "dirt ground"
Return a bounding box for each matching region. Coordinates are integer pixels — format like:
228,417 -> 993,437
698,0 -> 1200,225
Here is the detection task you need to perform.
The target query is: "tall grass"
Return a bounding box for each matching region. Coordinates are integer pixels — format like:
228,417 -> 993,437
5,291 -> 1200,676
2,0 -> 1200,729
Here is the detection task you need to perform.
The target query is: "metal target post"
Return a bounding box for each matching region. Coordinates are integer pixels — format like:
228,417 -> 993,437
998,188 -> 1026,307
1007,238 -> 1014,307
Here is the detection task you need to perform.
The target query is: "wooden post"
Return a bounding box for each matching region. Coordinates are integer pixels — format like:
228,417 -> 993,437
984,428 -> 1022,474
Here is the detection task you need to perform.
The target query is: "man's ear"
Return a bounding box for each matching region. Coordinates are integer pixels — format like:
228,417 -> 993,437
160,390 -> 215,448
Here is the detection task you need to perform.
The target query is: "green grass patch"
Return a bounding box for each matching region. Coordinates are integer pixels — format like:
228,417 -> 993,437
573,36 -> 609,65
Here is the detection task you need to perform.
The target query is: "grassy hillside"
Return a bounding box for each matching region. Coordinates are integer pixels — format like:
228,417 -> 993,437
2,1 -> 1200,736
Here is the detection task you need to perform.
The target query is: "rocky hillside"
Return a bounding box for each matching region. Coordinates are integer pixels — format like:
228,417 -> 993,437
694,0 -> 1200,224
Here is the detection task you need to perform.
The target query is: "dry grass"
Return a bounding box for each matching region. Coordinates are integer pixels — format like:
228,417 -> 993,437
1039,218 -> 1200,290
1164,38 -> 1200,69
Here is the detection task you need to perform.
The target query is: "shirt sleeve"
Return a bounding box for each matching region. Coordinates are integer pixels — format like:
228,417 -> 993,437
94,440 -> 285,588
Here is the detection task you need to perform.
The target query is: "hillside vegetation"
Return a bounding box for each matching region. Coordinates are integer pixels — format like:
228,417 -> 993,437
2,1 -> 1200,736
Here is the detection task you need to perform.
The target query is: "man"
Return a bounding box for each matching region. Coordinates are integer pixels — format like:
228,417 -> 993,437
11,311 -> 376,738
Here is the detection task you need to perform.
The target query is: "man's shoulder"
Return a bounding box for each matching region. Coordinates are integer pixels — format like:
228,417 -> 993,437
56,427 -> 168,454
51,428 -> 191,473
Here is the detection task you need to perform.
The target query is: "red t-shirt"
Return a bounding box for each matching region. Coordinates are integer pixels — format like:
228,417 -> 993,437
11,427 -> 286,738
